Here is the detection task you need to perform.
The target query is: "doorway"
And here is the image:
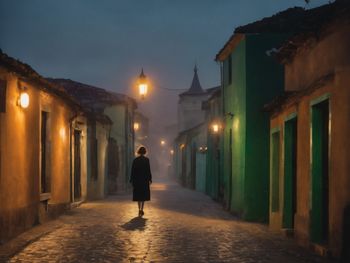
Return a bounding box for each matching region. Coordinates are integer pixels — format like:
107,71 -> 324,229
271,130 -> 280,213
311,99 -> 329,244
73,130 -> 82,201
283,117 -> 297,229
41,111 -> 50,194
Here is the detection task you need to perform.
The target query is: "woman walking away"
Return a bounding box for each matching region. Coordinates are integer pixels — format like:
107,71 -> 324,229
130,146 -> 152,217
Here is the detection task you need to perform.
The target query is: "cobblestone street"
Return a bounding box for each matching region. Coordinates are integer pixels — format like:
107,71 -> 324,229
0,179 -> 335,263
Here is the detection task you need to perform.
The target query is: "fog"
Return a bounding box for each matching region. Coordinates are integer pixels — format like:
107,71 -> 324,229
0,0 -> 332,176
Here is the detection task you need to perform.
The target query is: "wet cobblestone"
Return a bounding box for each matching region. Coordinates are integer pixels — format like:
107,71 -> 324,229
0,179 -> 336,262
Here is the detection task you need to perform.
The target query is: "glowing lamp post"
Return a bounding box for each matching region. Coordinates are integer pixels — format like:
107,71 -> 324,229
160,140 -> 166,146
138,68 -> 148,100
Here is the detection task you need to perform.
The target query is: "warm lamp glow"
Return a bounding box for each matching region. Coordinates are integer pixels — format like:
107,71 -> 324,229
212,123 -> 219,133
180,143 -> 185,150
138,68 -> 148,100
170,149 -> 174,155
19,91 -> 29,108
134,122 -> 140,131
139,84 -> 148,98
160,140 -> 166,146
59,127 -> 66,140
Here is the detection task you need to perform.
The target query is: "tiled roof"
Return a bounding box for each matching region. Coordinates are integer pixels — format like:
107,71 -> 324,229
48,78 -> 137,111
277,0 -> 350,63
234,7 -> 305,34
216,0 -> 350,62
216,7 -> 305,61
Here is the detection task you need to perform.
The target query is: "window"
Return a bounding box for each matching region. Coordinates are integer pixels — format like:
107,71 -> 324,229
0,79 -> 6,113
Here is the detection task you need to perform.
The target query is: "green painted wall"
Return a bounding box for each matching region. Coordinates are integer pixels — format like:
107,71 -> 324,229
222,39 -> 246,213
222,34 -> 287,222
244,34 -> 286,222
205,93 -> 222,200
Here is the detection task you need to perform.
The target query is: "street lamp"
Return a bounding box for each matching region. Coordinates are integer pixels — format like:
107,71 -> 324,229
160,140 -> 166,146
135,68 -> 186,101
138,68 -> 148,100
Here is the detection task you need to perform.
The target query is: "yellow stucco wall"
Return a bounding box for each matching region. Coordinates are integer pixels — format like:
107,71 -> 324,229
270,68 -> 350,257
0,69 -> 75,241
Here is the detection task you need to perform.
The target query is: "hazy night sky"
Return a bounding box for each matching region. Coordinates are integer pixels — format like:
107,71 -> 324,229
0,0 -> 331,131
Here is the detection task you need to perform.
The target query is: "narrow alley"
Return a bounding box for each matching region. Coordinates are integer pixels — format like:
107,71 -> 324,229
0,178 -> 334,263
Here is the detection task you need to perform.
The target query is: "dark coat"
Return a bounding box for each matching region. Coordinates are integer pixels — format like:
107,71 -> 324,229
130,155 -> 152,201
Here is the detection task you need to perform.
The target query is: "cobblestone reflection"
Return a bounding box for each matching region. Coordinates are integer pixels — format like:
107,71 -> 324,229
1,180 -> 335,263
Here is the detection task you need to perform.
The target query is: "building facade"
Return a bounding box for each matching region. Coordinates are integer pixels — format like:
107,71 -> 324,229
0,51 -> 80,242
216,23 -> 292,221
266,1 -> 350,258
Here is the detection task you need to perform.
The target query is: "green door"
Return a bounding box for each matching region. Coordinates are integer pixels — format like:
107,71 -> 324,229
311,100 -> 329,244
283,117 -> 297,229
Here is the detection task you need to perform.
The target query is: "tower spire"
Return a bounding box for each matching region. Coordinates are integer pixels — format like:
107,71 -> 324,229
187,64 -> 203,94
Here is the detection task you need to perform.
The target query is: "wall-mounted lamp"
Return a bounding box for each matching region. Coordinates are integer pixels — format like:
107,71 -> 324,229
134,122 -> 140,131
198,146 -> 207,154
18,87 -> 29,109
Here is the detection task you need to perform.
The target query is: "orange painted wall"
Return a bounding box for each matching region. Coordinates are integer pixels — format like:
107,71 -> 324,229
0,69 -> 74,242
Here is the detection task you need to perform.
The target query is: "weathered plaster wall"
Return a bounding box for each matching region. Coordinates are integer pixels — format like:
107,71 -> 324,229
285,23 -> 350,91
178,95 -> 208,133
222,38 -> 246,213
0,70 -> 73,242
104,104 -> 126,193
104,103 -> 134,193
87,122 -> 109,200
270,67 -> 350,257
244,34 -> 286,222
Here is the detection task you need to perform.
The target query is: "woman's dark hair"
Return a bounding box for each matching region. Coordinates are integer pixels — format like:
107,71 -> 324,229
137,146 -> 147,155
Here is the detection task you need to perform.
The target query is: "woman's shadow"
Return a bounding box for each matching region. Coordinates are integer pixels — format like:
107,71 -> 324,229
121,217 -> 148,231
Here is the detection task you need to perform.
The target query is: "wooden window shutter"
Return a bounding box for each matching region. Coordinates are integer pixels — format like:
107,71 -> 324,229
0,79 -> 6,113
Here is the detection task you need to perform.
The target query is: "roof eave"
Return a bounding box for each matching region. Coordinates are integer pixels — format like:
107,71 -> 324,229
215,34 -> 245,62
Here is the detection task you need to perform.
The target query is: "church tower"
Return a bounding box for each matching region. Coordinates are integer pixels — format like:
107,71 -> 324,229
177,65 -> 210,132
